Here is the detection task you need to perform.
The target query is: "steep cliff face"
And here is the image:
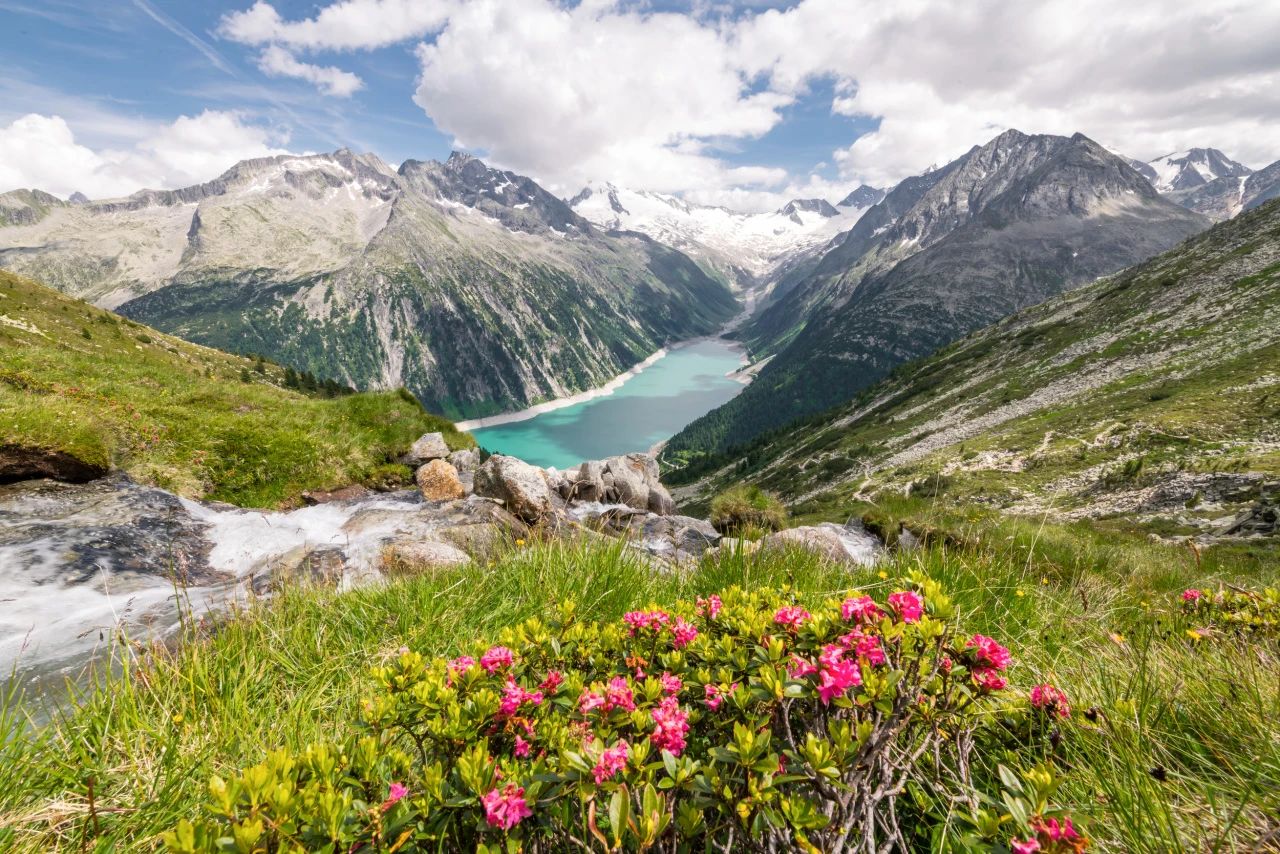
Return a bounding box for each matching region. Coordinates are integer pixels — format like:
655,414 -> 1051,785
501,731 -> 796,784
0,151 -> 738,418
668,132 -> 1211,458
1166,158 -> 1280,221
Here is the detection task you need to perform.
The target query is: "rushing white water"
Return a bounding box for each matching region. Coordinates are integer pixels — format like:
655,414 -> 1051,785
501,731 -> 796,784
0,476 -> 487,678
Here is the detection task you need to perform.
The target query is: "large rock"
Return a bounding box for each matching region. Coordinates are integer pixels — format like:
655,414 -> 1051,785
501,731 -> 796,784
416,458 -> 466,502
760,523 -> 883,566
401,432 -> 450,466
448,448 -> 479,474
473,454 -> 554,522
385,540 -> 472,573
559,453 -> 676,515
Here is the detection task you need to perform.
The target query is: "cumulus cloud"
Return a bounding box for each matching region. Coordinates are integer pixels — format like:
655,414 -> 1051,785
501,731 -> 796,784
257,45 -> 364,97
215,0 -> 1280,209
0,111 -> 290,199
221,0 -> 453,51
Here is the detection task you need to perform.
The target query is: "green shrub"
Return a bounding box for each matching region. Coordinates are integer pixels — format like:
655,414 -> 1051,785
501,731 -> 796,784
164,579 -> 1085,853
709,484 -> 788,535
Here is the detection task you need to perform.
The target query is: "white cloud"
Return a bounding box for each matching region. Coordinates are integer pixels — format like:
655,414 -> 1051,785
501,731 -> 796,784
221,0 -> 454,51
257,45 -> 364,97
220,0 -> 1280,210
0,111 -> 290,199
411,0 -> 790,202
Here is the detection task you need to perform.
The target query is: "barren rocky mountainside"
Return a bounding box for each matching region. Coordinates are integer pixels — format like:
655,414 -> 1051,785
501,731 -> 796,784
668,131 -> 1212,457
673,197 -> 1280,541
0,150 -> 737,419
1165,157 -> 1280,221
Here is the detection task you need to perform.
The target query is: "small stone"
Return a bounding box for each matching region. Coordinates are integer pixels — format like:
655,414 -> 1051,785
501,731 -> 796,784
448,448 -> 479,474
416,458 -> 465,501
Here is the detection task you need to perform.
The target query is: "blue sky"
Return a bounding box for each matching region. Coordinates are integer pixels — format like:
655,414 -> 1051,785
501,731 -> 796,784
2,0 -> 1279,210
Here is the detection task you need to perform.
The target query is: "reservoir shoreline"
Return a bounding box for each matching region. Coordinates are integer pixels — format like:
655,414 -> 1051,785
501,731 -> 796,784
456,334 -> 749,432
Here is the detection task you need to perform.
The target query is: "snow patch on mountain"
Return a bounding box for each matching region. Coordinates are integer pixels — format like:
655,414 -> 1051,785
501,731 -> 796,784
568,182 -> 876,285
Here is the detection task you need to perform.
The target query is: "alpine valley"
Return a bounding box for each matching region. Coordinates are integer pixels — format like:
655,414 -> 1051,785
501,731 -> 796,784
0,150 -> 740,419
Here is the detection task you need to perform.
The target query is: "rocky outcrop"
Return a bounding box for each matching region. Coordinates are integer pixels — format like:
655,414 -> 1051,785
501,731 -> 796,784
384,540 -> 472,572
474,455 -> 556,522
760,523 -> 883,566
555,454 -> 675,515
301,485 -> 374,505
402,432 -> 450,466
416,459 -> 466,502
0,444 -> 108,485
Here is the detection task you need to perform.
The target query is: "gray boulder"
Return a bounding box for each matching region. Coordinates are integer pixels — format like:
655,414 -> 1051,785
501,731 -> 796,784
448,448 -> 479,474
560,453 -> 676,515
385,540 -> 472,572
474,454 -> 554,522
760,523 -> 883,566
401,432 -> 450,466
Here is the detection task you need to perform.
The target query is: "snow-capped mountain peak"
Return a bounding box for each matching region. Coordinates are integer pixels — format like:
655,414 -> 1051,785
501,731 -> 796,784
568,183 -> 875,285
1146,148 -> 1252,194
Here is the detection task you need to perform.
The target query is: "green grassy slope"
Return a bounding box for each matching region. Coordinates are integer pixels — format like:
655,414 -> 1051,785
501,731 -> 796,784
1,523 -> 1276,850
671,199 -> 1280,538
0,270 -> 471,507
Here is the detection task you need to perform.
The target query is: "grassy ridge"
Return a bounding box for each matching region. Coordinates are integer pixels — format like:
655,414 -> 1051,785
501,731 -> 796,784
0,270 -> 471,507
1,513 -> 1277,851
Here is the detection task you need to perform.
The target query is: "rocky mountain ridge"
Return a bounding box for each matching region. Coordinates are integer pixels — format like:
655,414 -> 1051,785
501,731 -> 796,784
668,130 -> 1211,458
0,150 -> 738,418
674,197 -> 1280,540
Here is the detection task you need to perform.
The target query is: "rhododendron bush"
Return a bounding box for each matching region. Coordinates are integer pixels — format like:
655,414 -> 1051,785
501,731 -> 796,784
164,578 -> 1085,852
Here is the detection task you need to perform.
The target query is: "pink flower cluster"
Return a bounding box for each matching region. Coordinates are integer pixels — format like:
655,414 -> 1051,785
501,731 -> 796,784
513,735 -> 531,758
592,740 -> 629,784
1012,815 -> 1085,852
381,782 -> 408,812
660,672 -> 682,695
651,696 -> 689,755
480,646 -> 514,674
622,610 -> 699,649
696,594 -> 723,619
1029,683 -> 1070,719
579,676 -> 636,714
703,683 -> 725,710
448,655 -> 476,678
967,634 -> 1011,692
1181,588 -> 1203,603
841,595 -> 882,623
887,591 -> 924,623
623,609 -> 671,633
538,670 -> 564,694
774,605 -> 811,629
839,628 -> 886,666
498,678 -> 544,718
481,784 -> 532,830
816,644 -> 862,705
787,655 -> 818,679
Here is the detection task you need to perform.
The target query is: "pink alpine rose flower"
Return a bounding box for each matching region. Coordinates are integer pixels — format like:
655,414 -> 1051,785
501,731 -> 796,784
538,670 -> 564,694
788,655 -> 818,678
841,595 -> 882,623
1011,839 -> 1040,854
381,782 -> 408,812
623,610 -> 670,634
1029,683 -> 1070,718
968,634 -> 1012,671
592,740 -> 629,784
671,618 -> 699,649
513,735 -> 531,758
479,646 -> 514,674
887,591 -> 924,623
703,683 -> 724,710
660,672 -> 682,695
1181,588 -> 1203,603
651,696 -> 689,755
774,605 -> 811,629
817,659 -> 861,705
696,594 -> 723,619
605,676 -> 636,712
481,784 -> 533,830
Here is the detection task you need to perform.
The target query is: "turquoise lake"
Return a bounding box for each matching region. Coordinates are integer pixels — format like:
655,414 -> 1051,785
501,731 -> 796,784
469,338 -> 745,469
